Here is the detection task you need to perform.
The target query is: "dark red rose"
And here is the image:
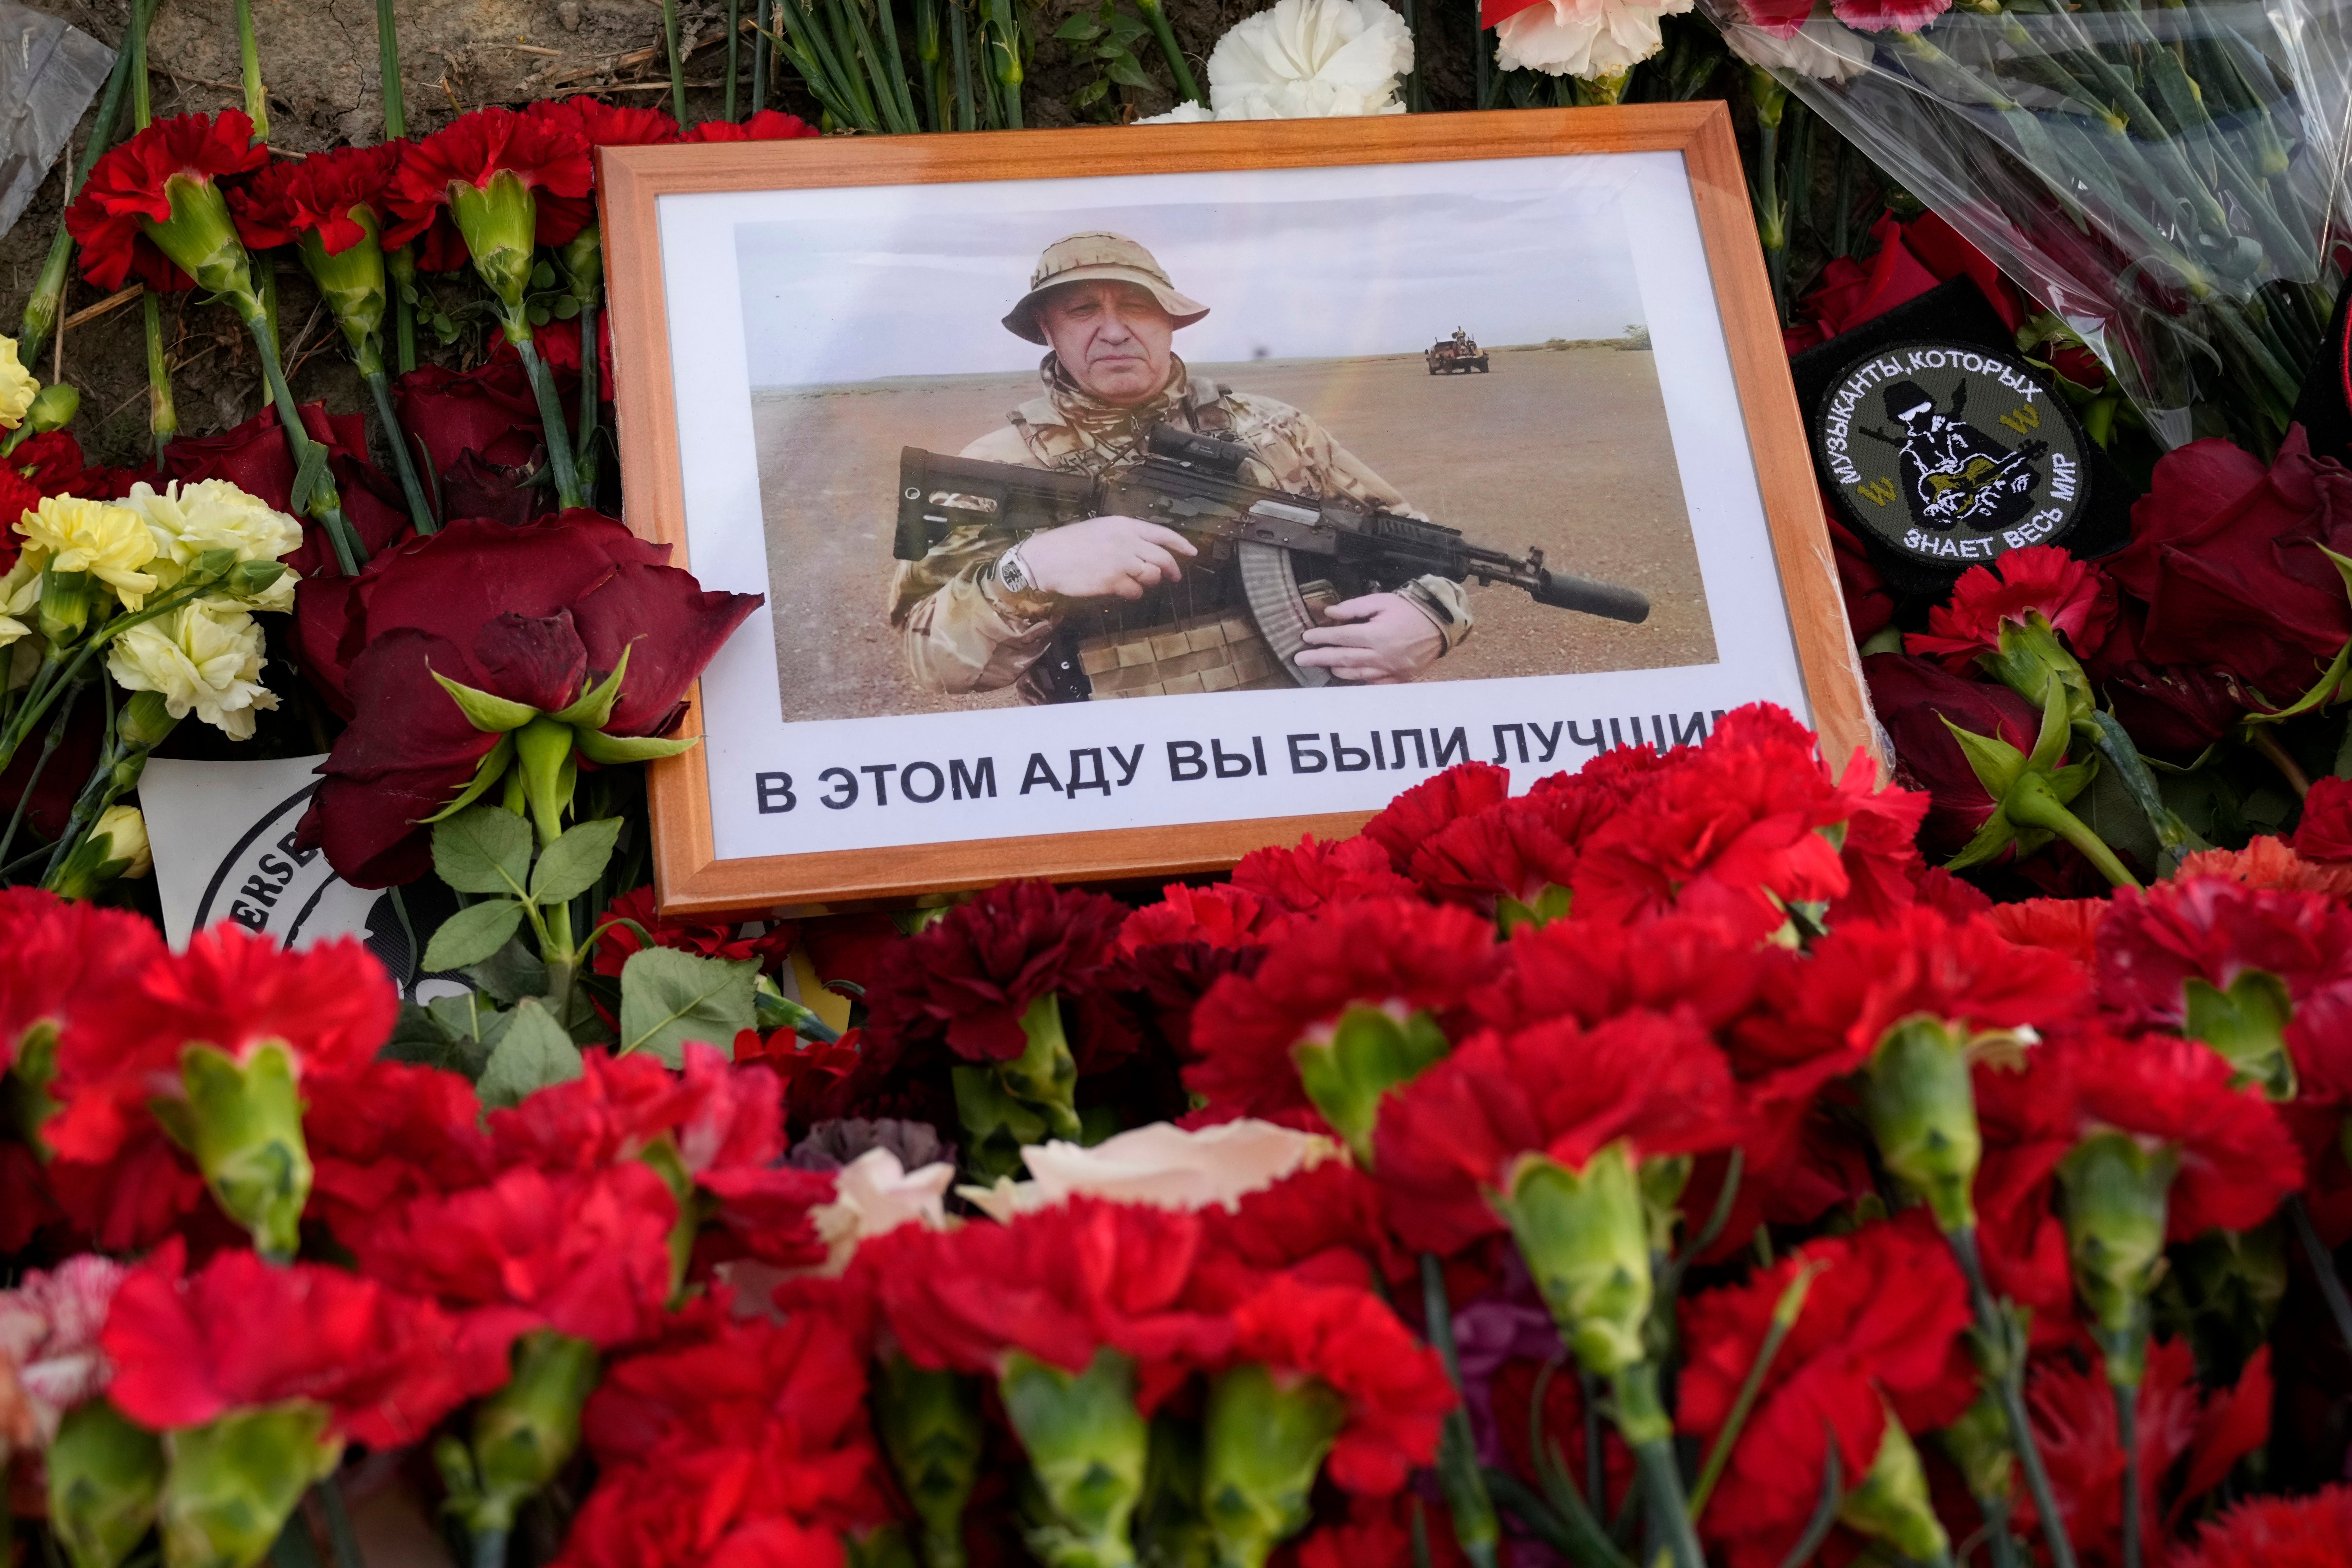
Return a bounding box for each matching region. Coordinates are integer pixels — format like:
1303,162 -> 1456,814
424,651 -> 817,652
2296,776 -> 2352,862
162,402 -> 413,577
295,512 -> 761,886
438,449 -> 544,527
2109,426 -> 2352,705
1865,652 -> 2044,859
1826,513 -> 1894,641
393,357 -> 552,475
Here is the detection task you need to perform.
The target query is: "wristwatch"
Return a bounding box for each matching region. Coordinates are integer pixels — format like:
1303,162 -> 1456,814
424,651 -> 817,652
995,541 -> 1038,596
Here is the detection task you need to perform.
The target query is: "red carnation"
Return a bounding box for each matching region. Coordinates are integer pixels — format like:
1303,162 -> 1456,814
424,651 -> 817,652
11,430 -> 99,499
527,96 -> 684,147
1184,899 -> 1492,1128
1971,1051 -> 2083,1346
295,512 -> 761,886
385,104 -> 594,255
1120,882 -> 1283,952
2108,427 -> 2352,705
1361,762 -> 1511,870
1569,706 -> 1885,939
65,110 -> 267,292
1373,1010 -> 1740,1255
1677,1216 -> 1978,1568
1192,1157 -> 1403,1288
1907,545 -> 2120,669
860,880 -> 1129,1065
2175,836 -> 2352,899
227,143 -> 403,254
2060,1031 -> 2303,1237
349,1162 -> 679,1349
1225,1273 -> 1455,1494
1293,1493 -> 1471,1568
304,1057 -> 496,1240
1745,905 -> 2088,1088
0,887 -> 165,1072
2173,1486 -> 2352,1568
560,1310 -> 891,1567
102,1241 -> 517,1448
1228,833 -> 1417,915
2023,1337 -> 2276,1568
1469,909 -> 1785,1037
1829,0 -> 1952,32
490,1042 -> 778,1176
2096,876 -> 2352,1100
863,1197 -> 1233,1401
1401,789 -> 1585,913
2296,776 -> 2352,861
688,111 -> 822,142
47,928 -> 395,1167
1988,895 -> 2106,967
591,885 -> 794,981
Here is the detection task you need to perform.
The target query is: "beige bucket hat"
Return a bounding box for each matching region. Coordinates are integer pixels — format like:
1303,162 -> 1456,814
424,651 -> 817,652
1002,231 -> 1210,344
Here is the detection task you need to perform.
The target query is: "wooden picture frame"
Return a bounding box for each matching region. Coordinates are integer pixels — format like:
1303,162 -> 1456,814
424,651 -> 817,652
600,105 -> 1874,920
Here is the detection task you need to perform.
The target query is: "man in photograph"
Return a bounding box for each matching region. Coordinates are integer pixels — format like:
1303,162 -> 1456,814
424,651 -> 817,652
887,232 -> 1473,703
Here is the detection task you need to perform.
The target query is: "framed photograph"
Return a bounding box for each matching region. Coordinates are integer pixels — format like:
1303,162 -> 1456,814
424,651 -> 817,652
601,106 -> 1872,918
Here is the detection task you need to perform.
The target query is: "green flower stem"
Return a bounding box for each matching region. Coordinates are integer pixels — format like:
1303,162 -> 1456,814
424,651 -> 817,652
0,569 -> 237,773
1614,1362 -> 1702,1568
575,295 -> 600,489
752,0 -> 773,112
1745,69 -> 1787,323
317,1478 -> 366,1568
141,291 -> 176,471
2288,1195 -> 2352,1351
1688,1264 -> 1815,1521
1419,1255 -> 1502,1568
18,27 -> 136,365
364,366 -> 437,533
242,307 -> 363,574
0,683 -> 80,873
2004,772 -> 2140,890
376,0 -> 407,137
726,0 -> 742,120
472,1528 -> 507,1568
235,0 -> 269,141
662,0 -> 690,125
2246,725 -> 2311,799
41,688 -> 164,890
2087,711 -> 2208,875
390,247 -> 418,375
986,0 -> 1023,128
510,336 -> 585,510
866,0 -> 921,134
913,0 -> 943,128
2113,1382 -> 2141,1568
951,1 -> 977,129
1134,0 -> 1200,104
1949,1228 -> 2078,1568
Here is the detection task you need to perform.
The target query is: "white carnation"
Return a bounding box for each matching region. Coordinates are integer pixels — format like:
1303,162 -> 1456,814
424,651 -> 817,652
960,1118 -> 1340,1222
808,1147 -> 956,1275
118,479 -> 304,612
1721,14 -> 1873,80
1135,98 -> 1217,124
1189,0 -> 1415,119
1495,0 -> 1690,77
106,600 -> 279,740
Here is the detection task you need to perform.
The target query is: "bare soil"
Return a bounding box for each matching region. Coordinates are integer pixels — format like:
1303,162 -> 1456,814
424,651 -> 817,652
753,345 -> 1714,722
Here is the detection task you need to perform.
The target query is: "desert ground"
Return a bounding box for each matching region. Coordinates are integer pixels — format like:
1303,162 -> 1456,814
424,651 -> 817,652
751,346 -> 1717,723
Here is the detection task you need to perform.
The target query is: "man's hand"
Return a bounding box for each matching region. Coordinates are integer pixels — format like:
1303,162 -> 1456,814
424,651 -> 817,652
1015,516 -> 1198,600
1295,594 -> 1444,683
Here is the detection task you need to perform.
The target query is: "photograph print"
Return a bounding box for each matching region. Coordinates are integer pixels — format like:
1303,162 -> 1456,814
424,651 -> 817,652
636,130 -> 1833,895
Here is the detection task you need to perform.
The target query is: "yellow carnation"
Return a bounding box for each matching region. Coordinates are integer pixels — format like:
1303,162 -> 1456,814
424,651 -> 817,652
119,479 -> 304,611
0,336 -> 39,431
105,601 -> 278,740
18,497 -> 159,610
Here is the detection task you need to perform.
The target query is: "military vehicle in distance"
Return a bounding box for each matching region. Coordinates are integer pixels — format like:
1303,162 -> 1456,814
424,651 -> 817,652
1425,329 -> 1490,374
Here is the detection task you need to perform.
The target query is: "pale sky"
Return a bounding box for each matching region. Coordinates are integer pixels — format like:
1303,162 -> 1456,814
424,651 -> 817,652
732,166 -> 1650,389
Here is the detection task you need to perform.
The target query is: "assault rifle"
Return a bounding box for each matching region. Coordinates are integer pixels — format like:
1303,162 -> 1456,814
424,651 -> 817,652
894,424 -> 1649,688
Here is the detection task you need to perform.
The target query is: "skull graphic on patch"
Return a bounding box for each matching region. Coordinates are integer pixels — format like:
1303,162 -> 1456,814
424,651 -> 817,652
1812,341 -> 2088,570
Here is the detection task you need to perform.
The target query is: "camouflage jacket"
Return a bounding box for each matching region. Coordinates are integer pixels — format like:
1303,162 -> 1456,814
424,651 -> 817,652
886,372 -> 1473,701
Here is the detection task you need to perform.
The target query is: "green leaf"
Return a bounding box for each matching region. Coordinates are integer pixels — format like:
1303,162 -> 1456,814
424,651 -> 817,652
1056,15 -> 1102,39
433,670 -> 540,733
553,297 -> 580,320
618,947 -> 757,1067
1073,77 -> 1108,106
289,441 -> 331,514
477,998 -> 585,1110
530,260 -> 558,290
433,806 -> 534,896
574,729 -> 699,765
423,899 -> 528,972
531,817 -> 624,906
465,940 -> 551,1007
1106,55 -> 1151,88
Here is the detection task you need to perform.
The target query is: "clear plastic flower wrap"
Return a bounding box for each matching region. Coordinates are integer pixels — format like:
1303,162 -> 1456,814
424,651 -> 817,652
1702,0 -> 2352,450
